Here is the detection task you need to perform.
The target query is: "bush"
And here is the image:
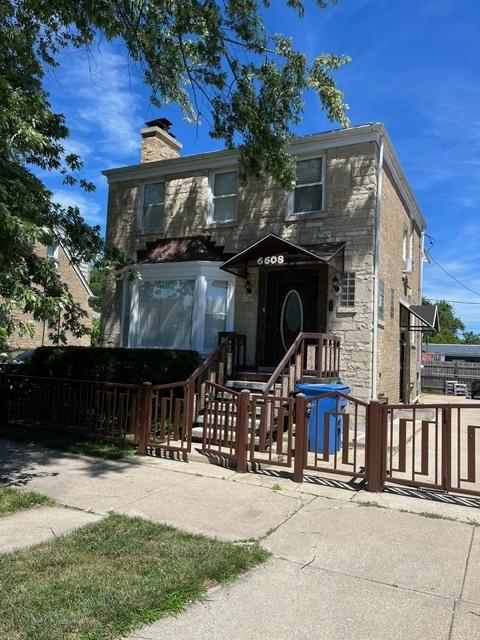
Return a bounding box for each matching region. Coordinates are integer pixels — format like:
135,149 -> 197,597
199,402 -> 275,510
25,346 -> 201,385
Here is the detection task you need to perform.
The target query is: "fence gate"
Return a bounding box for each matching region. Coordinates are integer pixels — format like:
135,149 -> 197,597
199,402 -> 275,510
382,402 -> 480,497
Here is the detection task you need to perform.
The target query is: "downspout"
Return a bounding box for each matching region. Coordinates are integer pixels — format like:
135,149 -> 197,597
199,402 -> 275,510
418,231 -> 425,394
371,133 -> 384,400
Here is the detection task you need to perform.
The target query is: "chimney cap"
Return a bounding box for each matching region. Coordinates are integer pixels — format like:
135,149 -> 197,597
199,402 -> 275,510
145,117 -> 175,137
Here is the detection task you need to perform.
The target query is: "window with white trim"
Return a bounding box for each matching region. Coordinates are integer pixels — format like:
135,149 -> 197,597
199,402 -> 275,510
378,279 -> 385,321
340,272 -> 355,307
131,279 -> 194,349
211,171 -> 237,223
47,243 -> 59,261
140,182 -> 165,230
47,243 -> 59,268
126,263 -> 234,354
204,280 -> 229,352
293,157 -> 324,214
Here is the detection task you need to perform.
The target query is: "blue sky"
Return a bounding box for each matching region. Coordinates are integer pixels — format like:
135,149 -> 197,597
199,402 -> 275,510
42,0 -> 480,332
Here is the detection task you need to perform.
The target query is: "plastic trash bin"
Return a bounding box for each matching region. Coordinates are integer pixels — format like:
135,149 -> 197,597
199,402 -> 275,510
296,382 -> 351,454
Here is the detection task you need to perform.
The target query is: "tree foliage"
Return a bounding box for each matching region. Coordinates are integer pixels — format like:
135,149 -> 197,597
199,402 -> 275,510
461,330 -> 480,345
0,0 -> 349,345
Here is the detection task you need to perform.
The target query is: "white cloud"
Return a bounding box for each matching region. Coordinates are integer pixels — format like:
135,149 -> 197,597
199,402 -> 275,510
47,42 -> 144,164
52,189 -> 104,228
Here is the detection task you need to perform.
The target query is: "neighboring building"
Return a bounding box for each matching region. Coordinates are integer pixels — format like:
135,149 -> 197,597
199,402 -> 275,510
5,242 -> 95,355
423,343 -> 480,363
101,119 -> 433,403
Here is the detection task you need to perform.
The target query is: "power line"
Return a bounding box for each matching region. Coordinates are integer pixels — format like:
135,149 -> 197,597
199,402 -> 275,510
428,299 -> 480,305
428,253 -> 480,299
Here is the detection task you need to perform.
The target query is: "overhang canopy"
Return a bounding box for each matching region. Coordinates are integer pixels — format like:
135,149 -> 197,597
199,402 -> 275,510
137,236 -> 229,264
400,302 -> 439,333
219,233 -> 345,277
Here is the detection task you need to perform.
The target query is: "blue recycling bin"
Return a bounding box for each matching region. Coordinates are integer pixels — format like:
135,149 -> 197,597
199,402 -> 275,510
296,382 -> 351,454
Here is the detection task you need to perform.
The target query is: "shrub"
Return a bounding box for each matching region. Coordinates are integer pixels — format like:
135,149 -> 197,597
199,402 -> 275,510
25,346 -> 201,385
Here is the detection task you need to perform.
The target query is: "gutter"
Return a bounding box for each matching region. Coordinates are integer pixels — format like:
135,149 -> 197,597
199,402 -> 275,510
418,231 -> 425,390
371,134 -> 384,400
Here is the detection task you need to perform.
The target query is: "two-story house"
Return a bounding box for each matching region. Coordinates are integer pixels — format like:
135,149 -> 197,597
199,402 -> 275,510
5,241 -> 94,356
101,119 -> 435,403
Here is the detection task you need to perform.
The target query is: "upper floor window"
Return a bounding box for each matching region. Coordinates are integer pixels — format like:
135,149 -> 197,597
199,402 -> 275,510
211,170 -> 237,223
140,182 -> 165,230
390,288 -> 395,319
340,272 -> 355,307
293,157 -> 324,214
47,243 -> 59,265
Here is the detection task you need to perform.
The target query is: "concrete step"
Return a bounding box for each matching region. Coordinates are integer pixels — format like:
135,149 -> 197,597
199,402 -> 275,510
191,425 -> 260,446
225,379 -> 267,392
196,414 -> 262,428
231,370 -> 271,382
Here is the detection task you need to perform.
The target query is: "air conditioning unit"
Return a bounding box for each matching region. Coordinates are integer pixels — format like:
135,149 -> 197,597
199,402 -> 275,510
403,258 -> 415,274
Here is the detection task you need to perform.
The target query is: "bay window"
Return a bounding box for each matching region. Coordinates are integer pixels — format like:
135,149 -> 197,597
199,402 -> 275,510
125,262 -> 234,354
204,280 -> 229,352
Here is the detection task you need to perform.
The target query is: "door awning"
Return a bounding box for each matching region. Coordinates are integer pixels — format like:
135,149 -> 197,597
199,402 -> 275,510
219,233 -> 345,277
400,302 -> 439,333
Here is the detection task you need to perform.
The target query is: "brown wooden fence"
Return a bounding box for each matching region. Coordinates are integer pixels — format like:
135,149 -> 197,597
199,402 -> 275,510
3,371 -> 480,500
422,361 -> 480,393
0,373 -> 142,443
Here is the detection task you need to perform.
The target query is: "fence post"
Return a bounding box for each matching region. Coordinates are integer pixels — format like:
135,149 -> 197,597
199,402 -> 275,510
293,393 -> 307,483
138,382 -> 152,455
184,381 -> 194,451
235,389 -> 250,473
442,405 -> 452,491
366,400 -> 385,492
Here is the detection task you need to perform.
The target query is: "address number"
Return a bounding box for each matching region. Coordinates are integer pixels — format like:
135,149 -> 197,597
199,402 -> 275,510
257,255 -> 285,266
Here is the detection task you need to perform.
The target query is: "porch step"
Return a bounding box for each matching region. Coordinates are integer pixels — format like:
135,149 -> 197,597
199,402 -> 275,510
191,425 -> 260,446
230,370 -> 272,383
196,414 -> 262,429
225,379 -> 268,392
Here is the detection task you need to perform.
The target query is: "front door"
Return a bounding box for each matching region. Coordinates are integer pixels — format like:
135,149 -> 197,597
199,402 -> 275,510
262,270 -> 319,366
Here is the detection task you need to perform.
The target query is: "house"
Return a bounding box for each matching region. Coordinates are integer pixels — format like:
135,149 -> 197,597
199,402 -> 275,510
4,241 -> 95,355
101,119 -> 434,403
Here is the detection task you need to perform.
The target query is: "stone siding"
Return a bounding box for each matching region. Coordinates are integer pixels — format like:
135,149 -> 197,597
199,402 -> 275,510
5,244 -> 92,354
101,141 -> 379,402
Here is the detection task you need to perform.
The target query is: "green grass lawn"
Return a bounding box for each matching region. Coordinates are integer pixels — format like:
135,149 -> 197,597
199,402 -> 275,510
0,485 -> 54,517
0,424 -> 138,460
0,513 -> 269,640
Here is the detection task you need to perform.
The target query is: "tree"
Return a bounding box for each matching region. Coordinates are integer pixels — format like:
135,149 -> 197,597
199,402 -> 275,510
423,297 -> 465,344
462,330 -> 480,345
0,0 -> 349,345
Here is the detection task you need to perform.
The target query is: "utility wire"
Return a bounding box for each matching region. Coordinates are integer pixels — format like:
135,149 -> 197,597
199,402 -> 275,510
425,242 -> 480,298
429,299 -> 480,305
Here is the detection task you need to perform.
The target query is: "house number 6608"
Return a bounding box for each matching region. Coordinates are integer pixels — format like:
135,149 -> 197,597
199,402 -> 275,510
257,255 -> 285,265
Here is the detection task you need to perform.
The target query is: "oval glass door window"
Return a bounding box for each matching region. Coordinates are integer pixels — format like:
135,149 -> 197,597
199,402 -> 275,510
280,289 -> 304,351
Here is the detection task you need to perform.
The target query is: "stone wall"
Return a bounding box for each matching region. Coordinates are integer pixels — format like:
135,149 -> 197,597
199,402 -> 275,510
5,244 -> 92,354
101,140 -> 379,401
377,166 -> 422,403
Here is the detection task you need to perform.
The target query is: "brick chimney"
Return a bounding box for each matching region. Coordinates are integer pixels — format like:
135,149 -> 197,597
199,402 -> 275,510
140,117 -> 182,163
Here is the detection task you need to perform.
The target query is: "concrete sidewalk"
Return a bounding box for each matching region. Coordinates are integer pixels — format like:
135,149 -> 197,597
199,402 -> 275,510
1,438 -> 480,639
0,505 -> 100,553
